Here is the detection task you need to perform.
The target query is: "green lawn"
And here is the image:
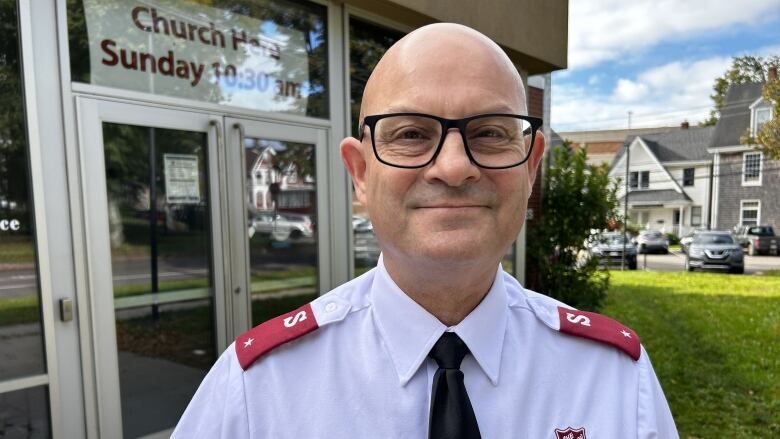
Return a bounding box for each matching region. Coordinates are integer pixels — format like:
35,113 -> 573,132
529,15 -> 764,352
603,270 -> 780,437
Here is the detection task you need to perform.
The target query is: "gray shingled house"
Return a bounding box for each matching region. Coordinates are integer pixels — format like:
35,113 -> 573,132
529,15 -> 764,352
610,125 -> 715,237
707,81 -> 779,230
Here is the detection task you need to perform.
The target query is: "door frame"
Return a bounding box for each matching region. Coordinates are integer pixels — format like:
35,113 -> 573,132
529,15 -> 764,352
75,97 -> 230,438
74,96 -> 333,438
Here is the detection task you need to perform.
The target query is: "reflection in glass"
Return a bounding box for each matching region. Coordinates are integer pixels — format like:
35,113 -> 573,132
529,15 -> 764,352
0,386 -> 51,438
0,0 -> 48,386
244,137 -> 318,326
349,18 -> 403,274
103,123 -> 216,438
67,0 -> 328,118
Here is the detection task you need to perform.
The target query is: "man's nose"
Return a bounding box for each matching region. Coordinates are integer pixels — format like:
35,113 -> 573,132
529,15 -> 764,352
423,129 -> 481,186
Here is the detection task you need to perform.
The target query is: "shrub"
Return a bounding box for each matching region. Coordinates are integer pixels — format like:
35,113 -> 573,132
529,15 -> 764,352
527,142 -> 622,311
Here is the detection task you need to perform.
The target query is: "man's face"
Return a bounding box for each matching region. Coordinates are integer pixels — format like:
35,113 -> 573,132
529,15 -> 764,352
342,29 -> 544,268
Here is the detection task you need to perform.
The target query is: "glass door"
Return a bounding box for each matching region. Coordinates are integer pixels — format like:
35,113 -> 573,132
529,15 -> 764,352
224,118 -> 329,331
77,98 -> 228,439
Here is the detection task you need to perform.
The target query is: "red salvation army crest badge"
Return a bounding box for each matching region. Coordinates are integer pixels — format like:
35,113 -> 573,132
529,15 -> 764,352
554,427 -> 587,439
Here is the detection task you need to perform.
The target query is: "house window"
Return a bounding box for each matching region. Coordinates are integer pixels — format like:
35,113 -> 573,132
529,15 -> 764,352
640,171 -> 650,188
754,107 -> 772,136
683,168 -> 694,186
691,206 -> 702,226
673,210 -> 681,226
740,200 -> 760,226
629,171 -> 638,189
742,152 -> 762,185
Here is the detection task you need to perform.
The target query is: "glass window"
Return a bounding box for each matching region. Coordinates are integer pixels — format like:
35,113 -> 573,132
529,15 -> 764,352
683,168 -> 694,186
741,200 -> 760,226
67,0 -> 329,118
243,138 -> 319,326
629,171 -> 638,189
754,107 -> 771,135
691,206 -> 702,226
0,386 -> 51,438
0,0 -> 52,434
349,17 -> 404,275
640,171 -> 650,188
102,123 -> 217,438
743,152 -> 761,183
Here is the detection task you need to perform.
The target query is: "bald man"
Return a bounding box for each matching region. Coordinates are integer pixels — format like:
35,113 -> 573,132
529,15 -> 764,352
172,24 -> 678,439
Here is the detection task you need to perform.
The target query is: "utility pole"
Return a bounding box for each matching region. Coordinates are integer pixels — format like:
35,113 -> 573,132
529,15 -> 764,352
622,111 -> 632,270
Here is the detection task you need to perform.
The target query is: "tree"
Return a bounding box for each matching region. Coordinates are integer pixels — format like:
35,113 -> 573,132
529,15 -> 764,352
526,142 -> 621,311
740,71 -> 780,159
700,55 -> 780,126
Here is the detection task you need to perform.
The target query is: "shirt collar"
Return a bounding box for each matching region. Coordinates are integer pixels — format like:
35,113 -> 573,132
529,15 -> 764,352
371,255 -> 508,386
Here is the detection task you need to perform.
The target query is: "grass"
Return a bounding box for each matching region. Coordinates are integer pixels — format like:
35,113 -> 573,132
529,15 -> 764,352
603,270 -> 780,438
0,239 -> 35,264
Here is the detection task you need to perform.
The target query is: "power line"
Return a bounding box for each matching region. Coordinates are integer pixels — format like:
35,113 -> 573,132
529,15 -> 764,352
553,97 -> 762,129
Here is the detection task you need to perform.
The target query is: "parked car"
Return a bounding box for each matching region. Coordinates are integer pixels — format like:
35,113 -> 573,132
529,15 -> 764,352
252,212 -> 314,242
685,231 -> 744,274
586,232 -> 637,270
680,228 -> 708,254
633,230 -> 669,254
733,225 -> 779,256
352,215 -> 373,233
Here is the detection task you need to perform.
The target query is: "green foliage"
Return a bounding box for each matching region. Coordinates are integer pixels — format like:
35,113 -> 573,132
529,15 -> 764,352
701,55 -> 780,126
605,271 -> 780,437
740,74 -> 780,160
665,232 -> 680,245
527,142 -> 621,310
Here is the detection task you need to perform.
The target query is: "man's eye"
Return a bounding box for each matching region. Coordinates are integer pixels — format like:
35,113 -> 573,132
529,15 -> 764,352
394,129 -> 429,141
476,129 -> 503,138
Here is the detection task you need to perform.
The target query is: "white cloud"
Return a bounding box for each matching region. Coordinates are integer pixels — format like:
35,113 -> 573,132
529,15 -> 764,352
613,79 -> 648,102
552,56 -> 733,131
568,0 -> 780,70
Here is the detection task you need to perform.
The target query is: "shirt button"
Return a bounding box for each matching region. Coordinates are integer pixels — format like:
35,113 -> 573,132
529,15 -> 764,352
325,302 -> 338,313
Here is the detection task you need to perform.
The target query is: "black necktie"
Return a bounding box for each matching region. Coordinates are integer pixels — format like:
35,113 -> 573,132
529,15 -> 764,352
428,332 -> 481,439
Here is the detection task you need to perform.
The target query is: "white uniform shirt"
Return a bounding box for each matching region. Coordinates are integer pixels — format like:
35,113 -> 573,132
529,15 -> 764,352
173,258 -> 678,438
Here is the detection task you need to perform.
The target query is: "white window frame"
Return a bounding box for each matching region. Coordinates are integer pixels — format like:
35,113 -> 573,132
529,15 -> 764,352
742,151 -> 763,186
739,199 -> 761,226
752,106 -> 772,137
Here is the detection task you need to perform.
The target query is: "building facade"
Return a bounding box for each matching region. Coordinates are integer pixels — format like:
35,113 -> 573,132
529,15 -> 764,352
609,126 -> 715,237
0,1 -> 566,437
709,80 -> 780,231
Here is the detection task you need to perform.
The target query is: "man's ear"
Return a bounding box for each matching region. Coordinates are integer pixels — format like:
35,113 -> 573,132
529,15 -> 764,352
526,131 -> 546,187
340,136 -> 369,205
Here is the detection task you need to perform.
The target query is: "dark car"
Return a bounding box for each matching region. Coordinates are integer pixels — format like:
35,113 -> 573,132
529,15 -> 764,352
685,231 -> 744,274
587,232 -> 637,270
734,225 -> 778,256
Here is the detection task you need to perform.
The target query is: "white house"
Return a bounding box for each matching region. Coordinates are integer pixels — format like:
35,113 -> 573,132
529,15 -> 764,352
609,126 -> 715,237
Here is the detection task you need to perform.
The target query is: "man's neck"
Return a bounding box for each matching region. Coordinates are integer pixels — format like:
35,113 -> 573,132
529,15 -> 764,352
381,253 -> 499,326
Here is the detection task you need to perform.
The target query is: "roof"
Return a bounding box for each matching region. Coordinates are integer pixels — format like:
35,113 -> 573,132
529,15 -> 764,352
620,189 -> 691,204
709,82 -> 764,149
558,126 -> 679,143
612,126 -> 715,167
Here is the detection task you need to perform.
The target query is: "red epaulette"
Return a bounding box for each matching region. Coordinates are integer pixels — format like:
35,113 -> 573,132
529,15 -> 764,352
557,307 -> 641,361
235,303 -> 319,370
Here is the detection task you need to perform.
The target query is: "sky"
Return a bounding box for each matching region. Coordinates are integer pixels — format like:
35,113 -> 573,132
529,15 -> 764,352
551,0 -> 780,133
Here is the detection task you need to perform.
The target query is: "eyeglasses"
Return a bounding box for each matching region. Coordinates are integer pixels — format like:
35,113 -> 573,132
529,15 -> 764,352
359,113 -> 543,169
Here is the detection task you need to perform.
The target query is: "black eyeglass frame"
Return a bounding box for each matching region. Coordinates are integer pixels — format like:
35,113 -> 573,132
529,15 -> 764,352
359,112 -> 544,169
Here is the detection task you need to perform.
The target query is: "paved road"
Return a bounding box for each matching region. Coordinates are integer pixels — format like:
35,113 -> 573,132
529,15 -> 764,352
633,251 -> 780,274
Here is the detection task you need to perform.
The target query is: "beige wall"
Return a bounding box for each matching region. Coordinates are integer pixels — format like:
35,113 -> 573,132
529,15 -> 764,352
343,0 -> 568,74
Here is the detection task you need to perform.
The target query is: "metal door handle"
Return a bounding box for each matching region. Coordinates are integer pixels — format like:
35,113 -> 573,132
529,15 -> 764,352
210,119 -> 223,150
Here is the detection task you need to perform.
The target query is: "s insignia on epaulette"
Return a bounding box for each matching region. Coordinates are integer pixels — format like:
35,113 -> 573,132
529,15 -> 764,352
236,303 -> 319,370
557,307 -> 641,361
